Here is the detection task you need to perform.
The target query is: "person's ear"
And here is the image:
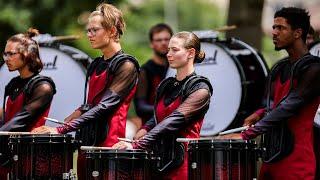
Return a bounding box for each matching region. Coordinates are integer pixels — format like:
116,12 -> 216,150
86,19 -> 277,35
294,28 -> 303,39
188,48 -> 196,59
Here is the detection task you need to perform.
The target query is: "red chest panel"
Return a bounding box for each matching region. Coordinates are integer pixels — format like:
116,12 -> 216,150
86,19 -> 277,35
87,70 -> 109,105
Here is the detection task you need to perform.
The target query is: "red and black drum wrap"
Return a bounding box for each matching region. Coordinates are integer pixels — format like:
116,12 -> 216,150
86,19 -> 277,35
188,139 -> 257,180
9,134 -> 76,179
83,148 -> 150,180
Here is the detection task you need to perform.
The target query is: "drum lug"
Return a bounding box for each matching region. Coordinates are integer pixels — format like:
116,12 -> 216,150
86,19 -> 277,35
63,169 -> 76,180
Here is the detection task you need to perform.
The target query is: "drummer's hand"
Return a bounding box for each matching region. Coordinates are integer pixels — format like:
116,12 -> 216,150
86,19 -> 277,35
31,126 -> 58,134
64,109 -> 82,123
243,113 -> 260,126
112,141 -> 133,149
133,129 -> 147,140
217,133 -> 243,139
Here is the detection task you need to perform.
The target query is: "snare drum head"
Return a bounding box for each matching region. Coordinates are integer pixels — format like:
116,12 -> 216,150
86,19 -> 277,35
167,42 -> 242,136
0,45 -> 90,123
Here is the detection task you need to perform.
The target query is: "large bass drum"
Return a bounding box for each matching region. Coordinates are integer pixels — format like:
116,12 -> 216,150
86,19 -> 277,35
309,41 -> 320,126
167,32 -> 269,136
0,43 -> 92,123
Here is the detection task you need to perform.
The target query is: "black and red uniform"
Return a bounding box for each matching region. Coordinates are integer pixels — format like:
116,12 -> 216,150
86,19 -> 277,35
241,54 -> 320,180
133,72 -> 212,180
0,74 -> 56,178
134,60 -> 168,123
56,50 -> 139,179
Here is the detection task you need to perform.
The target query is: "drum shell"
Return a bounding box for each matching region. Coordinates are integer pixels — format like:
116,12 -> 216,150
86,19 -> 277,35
0,135 -> 11,167
188,139 -> 257,180
9,134 -> 75,179
83,149 -> 151,180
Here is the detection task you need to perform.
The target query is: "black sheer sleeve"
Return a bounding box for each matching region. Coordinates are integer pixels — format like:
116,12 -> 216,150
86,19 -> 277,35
134,83 -> 211,150
134,70 -> 154,117
57,60 -> 139,133
242,63 -> 320,139
0,82 -> 55,131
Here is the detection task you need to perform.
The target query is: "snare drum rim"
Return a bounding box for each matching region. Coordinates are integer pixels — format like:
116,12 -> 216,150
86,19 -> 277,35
8,134 -> 73,144
188,139 -> 256,150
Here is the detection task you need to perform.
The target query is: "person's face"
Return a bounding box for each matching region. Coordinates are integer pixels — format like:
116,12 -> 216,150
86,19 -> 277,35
272,17 -> 297,51
86,15 -> 112,50
3,41 -> 24,72
306,33 -> 315,47
167,37 -> 194,69
150,30 -> 171,57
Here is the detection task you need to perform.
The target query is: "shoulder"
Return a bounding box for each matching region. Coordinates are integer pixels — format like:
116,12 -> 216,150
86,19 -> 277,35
182,74 -> 213,98
25,75 -> 56,95
110,53 -> 140,73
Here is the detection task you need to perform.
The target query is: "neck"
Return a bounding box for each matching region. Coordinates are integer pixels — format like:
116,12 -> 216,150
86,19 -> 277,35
286,41 -> 309,63
101,41 -> 122,60
152,54 -> 167,66
19,66 -> 34,79
176,63 -> 194,81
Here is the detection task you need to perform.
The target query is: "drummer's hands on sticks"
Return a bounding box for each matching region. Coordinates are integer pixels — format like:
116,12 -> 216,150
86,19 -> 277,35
112,141 -> 133,149
243,112 -> 260,126
133,129 -> 147,140
218,133 -> 243,139
31,126 -> 59,134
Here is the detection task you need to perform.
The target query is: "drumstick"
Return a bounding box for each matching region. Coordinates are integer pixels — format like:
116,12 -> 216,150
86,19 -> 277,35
176,137 -> 218,143
0,131 -> 31,135
44,117 -> 67,125
117,137 -> 134,143
218,126 -> 249,135
80,146 -> 113,150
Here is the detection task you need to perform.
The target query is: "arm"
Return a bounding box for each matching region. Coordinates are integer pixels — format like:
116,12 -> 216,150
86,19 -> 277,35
133,86 -> 211,150
134,70 -> 154,118
0,83 -> 54,131
242,64 -> 320,139
57,60 -> 138,133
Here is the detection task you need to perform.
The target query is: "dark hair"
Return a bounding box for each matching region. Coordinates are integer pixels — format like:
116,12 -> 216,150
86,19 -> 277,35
172,31 -> 205,63
7,28 -> 43,73
149,23 -> 173,41
274,7 -> 310,42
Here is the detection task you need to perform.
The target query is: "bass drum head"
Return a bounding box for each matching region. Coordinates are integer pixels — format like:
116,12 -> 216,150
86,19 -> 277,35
309,41 -> 320,126
0,44 -> 91,124
167,42 -> 243,136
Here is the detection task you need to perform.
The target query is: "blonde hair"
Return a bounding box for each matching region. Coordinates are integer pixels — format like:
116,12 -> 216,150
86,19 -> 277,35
89,3 -> 125,41
172,31 -> 205,63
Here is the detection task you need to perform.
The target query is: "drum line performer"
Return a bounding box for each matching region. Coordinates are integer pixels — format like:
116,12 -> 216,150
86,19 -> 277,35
223,7 -> 320,180
0,28 -> 56,179
133,23 -> 173,139
32,3 -> 140,179
113,31 -> 213,180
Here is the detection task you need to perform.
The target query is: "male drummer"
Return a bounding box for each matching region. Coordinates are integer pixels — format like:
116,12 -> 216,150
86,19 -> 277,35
0,28 -> 56,179
133,23 -> 173,140
224,7 -> 320,180
32,3 -> 140,179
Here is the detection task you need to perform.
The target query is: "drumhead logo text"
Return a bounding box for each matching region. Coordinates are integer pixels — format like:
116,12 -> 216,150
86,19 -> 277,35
43,55 -> 57,70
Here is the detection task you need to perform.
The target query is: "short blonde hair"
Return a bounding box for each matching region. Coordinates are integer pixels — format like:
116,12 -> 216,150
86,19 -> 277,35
89,3 -> 125,41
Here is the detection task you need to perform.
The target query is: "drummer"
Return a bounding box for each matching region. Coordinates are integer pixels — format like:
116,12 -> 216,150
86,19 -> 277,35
32,3 -> 139,179
112,31 -> 213,179
223,7 -> 320,180
0,28 -> 56,178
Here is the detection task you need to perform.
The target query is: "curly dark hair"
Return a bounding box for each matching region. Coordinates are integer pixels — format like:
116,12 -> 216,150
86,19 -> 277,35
274,7 -> 310,42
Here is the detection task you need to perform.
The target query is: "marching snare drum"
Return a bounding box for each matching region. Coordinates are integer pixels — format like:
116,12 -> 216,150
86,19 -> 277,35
81,146 -> 150,180
167,34 -> 269,136
9,134 -> 76,179
188,139 -> 257,180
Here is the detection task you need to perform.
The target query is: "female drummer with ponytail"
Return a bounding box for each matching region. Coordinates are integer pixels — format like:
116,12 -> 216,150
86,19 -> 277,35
113,31 -> 213,179
0,28 -> 56,178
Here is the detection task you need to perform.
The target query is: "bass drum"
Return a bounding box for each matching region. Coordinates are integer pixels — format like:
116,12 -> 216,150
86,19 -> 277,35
167,36 -> 268,136
0,44 -> 92,123
309,41 -> 320,126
